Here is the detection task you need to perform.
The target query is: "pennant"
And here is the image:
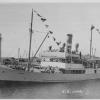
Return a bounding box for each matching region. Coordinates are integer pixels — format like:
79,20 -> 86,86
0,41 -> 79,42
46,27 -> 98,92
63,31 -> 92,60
91,25 -> 95,30
37,13 -> 42,17
49,31 -> 53,34
53,37 -> 56,41
34,10 -> 42,17
96,29 -> 99,31
45,24 -> 49,28
56,42 -> 61,46
96,28 -> 100,34
96,28 -> 100,32
41,18 -> 47,22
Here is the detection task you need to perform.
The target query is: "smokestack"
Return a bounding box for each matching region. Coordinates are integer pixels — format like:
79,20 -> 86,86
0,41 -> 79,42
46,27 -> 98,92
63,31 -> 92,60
75,43 -> 79,53
66,34 -> 73,54
0,33 -> 2,63
49,46 -> 52,51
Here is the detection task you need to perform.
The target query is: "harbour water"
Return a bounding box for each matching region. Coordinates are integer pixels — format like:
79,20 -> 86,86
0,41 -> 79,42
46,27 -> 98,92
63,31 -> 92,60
0,79 -> 100,99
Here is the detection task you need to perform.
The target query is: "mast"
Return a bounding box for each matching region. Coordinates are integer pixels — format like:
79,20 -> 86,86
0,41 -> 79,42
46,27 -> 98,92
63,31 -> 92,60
18,48 -> 20,59
90,26 -> 92,58
28,9 -> 33,68
0,34 -> 2,63
90,25 -> 94,58
18,48 -> 20,64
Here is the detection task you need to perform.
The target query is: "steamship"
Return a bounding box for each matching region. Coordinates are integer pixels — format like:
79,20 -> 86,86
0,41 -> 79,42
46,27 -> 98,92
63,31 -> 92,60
0,9 -> 100,82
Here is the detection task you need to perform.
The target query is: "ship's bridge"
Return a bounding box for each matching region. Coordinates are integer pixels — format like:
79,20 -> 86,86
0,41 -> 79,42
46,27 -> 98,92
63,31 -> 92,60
40,51 -> 80,58
40,51 -> 84,69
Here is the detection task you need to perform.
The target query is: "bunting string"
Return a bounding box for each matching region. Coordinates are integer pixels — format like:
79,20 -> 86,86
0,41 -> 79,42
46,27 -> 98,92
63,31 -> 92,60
34,10 -> 62,47
34,10 -> 47,22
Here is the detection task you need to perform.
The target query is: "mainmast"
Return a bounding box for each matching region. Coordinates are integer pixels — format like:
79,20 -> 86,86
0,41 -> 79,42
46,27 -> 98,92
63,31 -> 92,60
28,9 -> 33,68
90,25 -> 94,58
18,48 -> 20,59
0,34 -> 2,63
90,27 -> 92,58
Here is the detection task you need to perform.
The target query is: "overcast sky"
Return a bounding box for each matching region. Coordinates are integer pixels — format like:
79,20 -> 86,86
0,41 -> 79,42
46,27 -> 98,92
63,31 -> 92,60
0,3 -> 100,58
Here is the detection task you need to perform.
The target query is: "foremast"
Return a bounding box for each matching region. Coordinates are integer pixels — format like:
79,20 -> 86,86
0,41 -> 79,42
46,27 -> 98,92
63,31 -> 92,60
28,9 -> 33,69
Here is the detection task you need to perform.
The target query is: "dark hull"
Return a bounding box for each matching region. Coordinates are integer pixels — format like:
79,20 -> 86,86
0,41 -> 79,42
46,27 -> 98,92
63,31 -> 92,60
0,66 -> 100,82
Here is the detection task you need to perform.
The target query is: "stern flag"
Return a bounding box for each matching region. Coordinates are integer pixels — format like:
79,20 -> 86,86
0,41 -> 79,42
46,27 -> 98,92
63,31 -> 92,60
49,31 -> 53,34
96,28 -> 100,34
91,25 -> 95,30
41,17 -> 47,22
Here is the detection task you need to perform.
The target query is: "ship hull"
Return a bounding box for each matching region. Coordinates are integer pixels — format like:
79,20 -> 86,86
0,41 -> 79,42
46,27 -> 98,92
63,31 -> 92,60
0,66 -> 100,82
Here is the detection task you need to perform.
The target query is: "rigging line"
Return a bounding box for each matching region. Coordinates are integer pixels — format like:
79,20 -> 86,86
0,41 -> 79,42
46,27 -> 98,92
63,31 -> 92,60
33,31 -> 50,58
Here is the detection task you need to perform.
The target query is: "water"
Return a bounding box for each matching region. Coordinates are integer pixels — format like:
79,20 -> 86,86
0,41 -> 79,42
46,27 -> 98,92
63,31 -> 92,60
0,80 -> 100,99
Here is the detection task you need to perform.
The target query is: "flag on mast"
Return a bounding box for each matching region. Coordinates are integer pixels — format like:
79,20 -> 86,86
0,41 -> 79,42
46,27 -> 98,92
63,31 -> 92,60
91,25 -> 95,30
96,28 -> 100,34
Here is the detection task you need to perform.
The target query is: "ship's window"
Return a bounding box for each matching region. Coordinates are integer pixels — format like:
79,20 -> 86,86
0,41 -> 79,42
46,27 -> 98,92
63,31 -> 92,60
83,61 -> 88,67
70,70 -> 85,74
59,69 -> 85,74
71,57 -> 82,64
89,63 -> 94,68
58,58 -> 65,63
49,58 -> 65,63
43,58 -> 45,61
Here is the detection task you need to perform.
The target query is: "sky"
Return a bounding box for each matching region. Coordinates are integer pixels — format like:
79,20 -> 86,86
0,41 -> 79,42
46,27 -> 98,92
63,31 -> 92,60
0,3 -> 100,58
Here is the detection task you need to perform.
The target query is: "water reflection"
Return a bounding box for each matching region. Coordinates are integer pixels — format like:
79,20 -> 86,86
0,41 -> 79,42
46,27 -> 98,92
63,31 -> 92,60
61,81 -> 89,99
0,80 -> 99,99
